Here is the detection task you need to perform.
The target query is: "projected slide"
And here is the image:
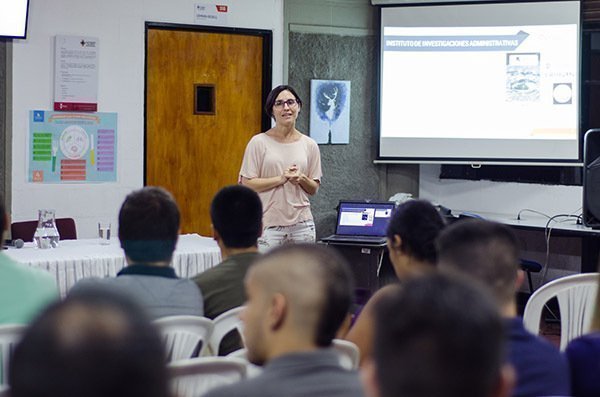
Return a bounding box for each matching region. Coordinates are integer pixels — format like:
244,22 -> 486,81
378,1 -> 580,162
382,24 -> 577,140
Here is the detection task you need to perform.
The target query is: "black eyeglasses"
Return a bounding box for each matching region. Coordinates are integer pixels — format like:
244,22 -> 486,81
273,99 -> 298,108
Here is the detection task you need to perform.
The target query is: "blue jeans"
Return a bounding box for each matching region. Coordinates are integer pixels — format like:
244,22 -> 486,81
258,220 -> 316,253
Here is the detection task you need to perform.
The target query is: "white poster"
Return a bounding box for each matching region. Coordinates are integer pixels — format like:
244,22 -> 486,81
194,3 -> 229,25
310,80 -> 351,145
54,35 -> 99,112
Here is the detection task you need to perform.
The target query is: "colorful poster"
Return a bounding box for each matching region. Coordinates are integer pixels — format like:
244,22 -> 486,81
29,111 -> 117,183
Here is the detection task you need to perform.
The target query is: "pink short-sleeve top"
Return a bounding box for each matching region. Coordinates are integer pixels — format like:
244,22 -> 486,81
239,133 -> 322,228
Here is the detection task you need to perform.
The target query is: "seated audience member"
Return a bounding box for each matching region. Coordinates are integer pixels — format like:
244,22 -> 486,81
191,185 -> 262,355
9,287 -> 169,397
204,244 -> 365,397
0,196 -> 58,324
345,199 -> 445,365
362,273 -> 514,397
70,186 -> 203,318
437,219 -> 571,397
566,273 -> 600,397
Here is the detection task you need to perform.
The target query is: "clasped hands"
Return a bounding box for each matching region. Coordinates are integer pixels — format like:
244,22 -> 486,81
283,165 -> 302,185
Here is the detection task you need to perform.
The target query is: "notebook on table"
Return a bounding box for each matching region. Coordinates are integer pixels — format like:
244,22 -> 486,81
321,201 -> 396,245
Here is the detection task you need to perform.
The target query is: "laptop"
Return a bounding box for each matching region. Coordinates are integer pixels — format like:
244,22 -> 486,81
321,200 -> 396,245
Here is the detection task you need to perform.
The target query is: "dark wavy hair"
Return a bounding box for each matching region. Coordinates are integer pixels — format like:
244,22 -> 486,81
264,85 -> 303,119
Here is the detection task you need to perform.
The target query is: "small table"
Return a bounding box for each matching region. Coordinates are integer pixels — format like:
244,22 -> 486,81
320,240 -> 388,296
5,234 -> 222,297
456,212 -> 600,273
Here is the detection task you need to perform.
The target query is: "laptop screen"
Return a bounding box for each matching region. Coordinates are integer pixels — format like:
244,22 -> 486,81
335,201 -> 396,237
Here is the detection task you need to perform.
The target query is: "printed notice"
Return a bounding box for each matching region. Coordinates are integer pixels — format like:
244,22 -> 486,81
54,35 -> 99,112
29,111 -> 117,183
195,3 -> 229,25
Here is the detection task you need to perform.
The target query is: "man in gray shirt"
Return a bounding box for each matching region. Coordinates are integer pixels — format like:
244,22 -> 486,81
70,186 -> 203,319
204,244 -> 365,397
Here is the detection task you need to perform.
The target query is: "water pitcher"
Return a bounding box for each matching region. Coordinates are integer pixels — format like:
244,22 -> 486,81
34,209 -> 60,248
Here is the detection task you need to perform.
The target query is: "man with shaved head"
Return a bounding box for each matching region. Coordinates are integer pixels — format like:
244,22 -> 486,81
204,244 -> 365,397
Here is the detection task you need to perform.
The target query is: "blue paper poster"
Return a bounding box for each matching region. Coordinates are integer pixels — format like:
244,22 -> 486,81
29,111 -> 117,183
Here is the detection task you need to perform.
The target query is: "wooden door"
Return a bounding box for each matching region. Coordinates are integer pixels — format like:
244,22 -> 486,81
146,25 -> 269,236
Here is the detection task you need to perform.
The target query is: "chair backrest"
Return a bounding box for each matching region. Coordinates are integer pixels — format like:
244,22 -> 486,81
11,218 -> 77,242
523,273 -> 599,350
0,324 -> 27,386
168,356 -> 246,397
154,316 -> 214,362
56,218 -> 77,240
225,348 -> 263,378
332,339 -> 360,370
208,306 -> 244,355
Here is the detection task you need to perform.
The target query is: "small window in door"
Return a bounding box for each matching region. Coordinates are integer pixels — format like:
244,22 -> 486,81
194,84 -> 215,115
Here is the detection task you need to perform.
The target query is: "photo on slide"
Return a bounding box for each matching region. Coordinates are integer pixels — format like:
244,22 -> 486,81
506,52 -> 540,102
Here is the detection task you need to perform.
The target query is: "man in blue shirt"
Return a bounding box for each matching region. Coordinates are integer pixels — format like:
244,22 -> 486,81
437,219 -> 571,397
363,274 -> 514,397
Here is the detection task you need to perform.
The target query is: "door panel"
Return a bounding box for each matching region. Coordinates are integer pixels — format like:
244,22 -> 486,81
146,28 -> 264,236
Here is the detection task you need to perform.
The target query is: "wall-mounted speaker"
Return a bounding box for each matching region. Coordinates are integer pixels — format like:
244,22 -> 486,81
583,129 -> 600,228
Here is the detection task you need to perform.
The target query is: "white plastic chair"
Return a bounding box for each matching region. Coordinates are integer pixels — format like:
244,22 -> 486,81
523,273 -> 599,351
168,356 -> 247,397
226,348 -> 263,378
208,306 -> 244,355
154,316 -> 214,362
332,339 -> 360,370
0,324 -> 27,386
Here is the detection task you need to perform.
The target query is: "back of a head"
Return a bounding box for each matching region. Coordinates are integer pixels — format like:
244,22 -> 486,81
256,244 -> 354,347
436,219 -> 520,306
210,185 -> 262,248
9,287 -> 169,397
118,186 -> 180,262
373,273 -> 506,397
386,199 -> 445,264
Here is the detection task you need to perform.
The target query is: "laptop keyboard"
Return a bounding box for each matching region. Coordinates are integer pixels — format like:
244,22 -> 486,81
327,235 -> 386,243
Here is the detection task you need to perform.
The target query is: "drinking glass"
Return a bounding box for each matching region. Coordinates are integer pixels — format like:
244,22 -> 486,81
98,222 -> 111,245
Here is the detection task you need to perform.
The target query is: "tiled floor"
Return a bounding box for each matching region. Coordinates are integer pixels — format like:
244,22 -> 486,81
540,320 -> 561,348
518,292 -> 561,348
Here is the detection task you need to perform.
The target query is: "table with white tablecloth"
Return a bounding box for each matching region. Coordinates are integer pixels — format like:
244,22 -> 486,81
4,234 -> 222,297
